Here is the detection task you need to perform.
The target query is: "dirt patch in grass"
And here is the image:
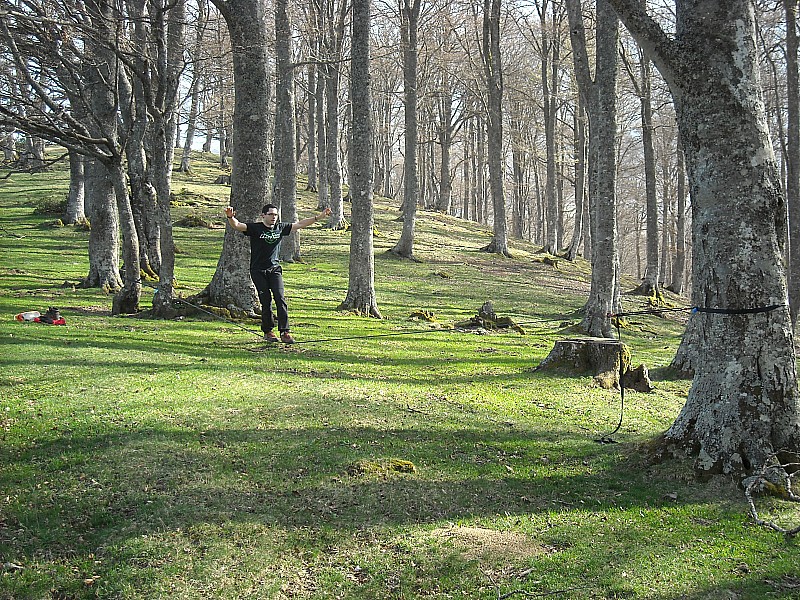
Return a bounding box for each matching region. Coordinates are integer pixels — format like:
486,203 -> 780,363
431,526 -> 553,563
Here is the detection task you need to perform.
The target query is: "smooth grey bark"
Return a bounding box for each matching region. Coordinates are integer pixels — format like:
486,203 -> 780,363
315,61 -> 330,209
84,0 -> 141,313
434,88 -> 454,214
608,0 -> 800,475
786,0 -> 800,328
510,115 -> 526,239
149,0 -> 185,316
321,0 -> 349,230
464,117 -> 475,222
624,45 -> 660,296
565,95 -> 586,261
390,0 -> 421,260
65,150 -> 86,225
669,136 -> 687,294
306,62 -> 318,192
274,0 -> 300,262
90,0 -> 141,314
179,0 -> 207,173
122,0 -> 160,279
567,0 -> 621,337
339,0 -> 380,317
480,0 -> 510,257
537,1 -> 560,254
203,0 -> 271,314
119,70 -> 159,281
476,114 -> 486,224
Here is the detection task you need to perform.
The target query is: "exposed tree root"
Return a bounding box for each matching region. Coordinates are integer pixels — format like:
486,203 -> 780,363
744,453 -> 800,537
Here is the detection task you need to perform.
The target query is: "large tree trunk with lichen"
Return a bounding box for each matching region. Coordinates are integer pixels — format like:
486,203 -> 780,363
203,0 -> 271,313
607,0 -> 800,476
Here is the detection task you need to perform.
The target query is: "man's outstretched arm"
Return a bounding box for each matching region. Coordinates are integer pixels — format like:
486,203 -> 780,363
291,207 -> 332,232
224,206 -> 248,232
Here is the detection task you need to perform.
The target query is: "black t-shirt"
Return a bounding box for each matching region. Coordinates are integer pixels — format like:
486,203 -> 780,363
243,221 -> 293,270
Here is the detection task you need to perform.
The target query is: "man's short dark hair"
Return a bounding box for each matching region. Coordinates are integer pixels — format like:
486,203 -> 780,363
262,203 -> 279,214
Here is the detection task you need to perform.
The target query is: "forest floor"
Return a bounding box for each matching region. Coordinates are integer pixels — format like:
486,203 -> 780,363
1,152 -> 799,599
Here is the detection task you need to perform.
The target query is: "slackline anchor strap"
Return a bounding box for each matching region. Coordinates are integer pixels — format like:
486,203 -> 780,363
691,303 -> 786,315
599,302 -> 786,443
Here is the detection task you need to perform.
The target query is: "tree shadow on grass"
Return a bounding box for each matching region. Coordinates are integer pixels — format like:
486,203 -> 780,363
4,421 -> 792,598
0,422 -> 729,546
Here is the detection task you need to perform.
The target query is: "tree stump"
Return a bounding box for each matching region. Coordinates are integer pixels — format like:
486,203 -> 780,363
623,364 -> 653,392
536,337 -> 631,389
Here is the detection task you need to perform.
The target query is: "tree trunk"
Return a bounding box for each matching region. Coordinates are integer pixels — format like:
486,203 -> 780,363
323,1 -> 348,230
64,150 -> 86,225
481,0 -> 510,257
306,62 -> 318,192
542,24 -> 559,255
203,0 -> 272,314
83,157 -> 122,291
568,0 -> 621,337
390,0 -> 421,260
340,0 -> 381,318
110,162 -> 142,315
434,90 -> 454,214
0,133 -> 15,162
786,0 -> 800,328
325,63 -> 345,228
669,136 -> 687,294
608,0 -> 800,475
179,0 -> 205,174
150,0 -> 185,317
274,0 -> 300,263
316,61 -> 330,210
83,0 -> 126,293
635,52 -> 661,296
566,95 -> 586,261
510,116 -> 526,240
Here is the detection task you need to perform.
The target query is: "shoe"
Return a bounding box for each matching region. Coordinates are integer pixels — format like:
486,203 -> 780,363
264,331 -> 279,342
280,332 -> 295,344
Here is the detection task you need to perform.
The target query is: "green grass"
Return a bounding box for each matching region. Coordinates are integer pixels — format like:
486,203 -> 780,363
1,152 -> 799,599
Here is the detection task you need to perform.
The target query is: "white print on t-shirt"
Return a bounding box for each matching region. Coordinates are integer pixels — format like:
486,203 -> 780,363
259,229 -> 282,243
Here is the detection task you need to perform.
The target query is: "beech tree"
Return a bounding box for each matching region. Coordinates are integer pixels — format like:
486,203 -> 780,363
202,0 -> 272,315
567,0 -> 622,337
274,0 -> 300,262
784,0 -> 800,327
178,0 -> 209,174
340,0 -> 381,317
621,39 -> 661,299
389,0 -> 422,260
480,0 -> 510,257
319,0 -> 349,230
608,0 -> 800,476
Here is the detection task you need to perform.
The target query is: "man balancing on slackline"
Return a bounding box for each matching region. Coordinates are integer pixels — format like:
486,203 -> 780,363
224,203 -> 331,343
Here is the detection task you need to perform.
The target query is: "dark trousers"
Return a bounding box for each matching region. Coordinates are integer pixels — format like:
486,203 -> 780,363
250,266 -> 289,333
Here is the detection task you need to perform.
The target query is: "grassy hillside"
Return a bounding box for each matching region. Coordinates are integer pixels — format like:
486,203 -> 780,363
1,152 -> 798,599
